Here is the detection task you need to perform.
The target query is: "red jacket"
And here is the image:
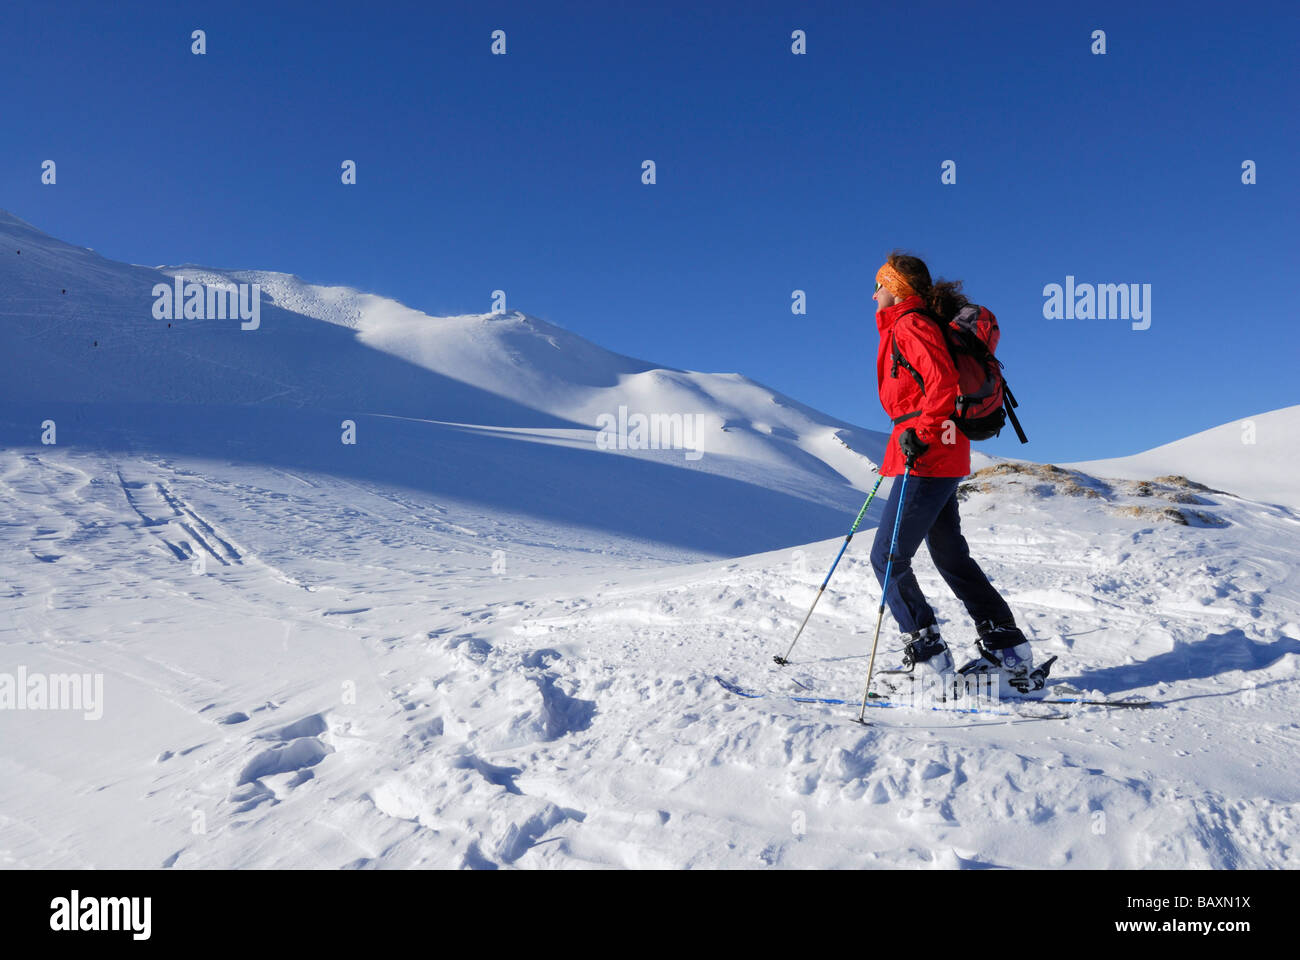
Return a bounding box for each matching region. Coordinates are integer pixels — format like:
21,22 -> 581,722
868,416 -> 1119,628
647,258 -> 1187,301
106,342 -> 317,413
875,294 -> 971,478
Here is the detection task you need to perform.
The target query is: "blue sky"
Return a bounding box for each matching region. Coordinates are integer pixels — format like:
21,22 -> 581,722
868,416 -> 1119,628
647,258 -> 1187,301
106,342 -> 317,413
4,0 -> 1296,461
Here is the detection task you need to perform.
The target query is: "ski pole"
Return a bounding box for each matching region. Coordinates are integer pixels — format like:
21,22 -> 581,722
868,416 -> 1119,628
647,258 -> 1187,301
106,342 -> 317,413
856,465 -> 912,723
774,473 -> 883,666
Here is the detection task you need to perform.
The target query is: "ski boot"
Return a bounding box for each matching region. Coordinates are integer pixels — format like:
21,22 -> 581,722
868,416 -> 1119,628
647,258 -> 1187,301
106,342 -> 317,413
875,624 -> 955,697
958,620 -> 1050,694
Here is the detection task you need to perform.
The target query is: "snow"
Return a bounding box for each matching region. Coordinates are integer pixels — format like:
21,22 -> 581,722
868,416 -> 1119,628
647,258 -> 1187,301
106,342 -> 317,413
2,209 -> 1298,869
1069,405 -> 1300,511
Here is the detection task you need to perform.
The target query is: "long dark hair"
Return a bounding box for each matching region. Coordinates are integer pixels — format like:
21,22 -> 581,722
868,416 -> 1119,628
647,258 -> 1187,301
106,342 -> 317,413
887,251 -> 969,321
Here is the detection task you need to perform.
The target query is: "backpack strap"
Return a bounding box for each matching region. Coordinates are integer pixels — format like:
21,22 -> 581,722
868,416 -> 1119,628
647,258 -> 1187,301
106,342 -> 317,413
889,306 -> 950,394
1003,383 -> 1029,444
889,330 -> 926,393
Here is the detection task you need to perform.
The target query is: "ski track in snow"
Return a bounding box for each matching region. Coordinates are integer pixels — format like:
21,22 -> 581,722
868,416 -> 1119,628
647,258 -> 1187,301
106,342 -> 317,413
2,445 -> 1297,869
2,210 -> 1296,869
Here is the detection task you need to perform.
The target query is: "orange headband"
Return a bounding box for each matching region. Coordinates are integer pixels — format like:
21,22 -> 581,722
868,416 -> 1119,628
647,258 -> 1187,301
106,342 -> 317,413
876,263 -> 916,300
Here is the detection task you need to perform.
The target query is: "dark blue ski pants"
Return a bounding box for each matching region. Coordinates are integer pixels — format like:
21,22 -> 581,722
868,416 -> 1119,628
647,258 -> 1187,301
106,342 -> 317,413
869,475 -> 1014,636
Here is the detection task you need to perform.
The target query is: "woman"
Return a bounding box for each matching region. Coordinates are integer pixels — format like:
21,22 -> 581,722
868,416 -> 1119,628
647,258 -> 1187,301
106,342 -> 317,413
869,252 -> 1033,687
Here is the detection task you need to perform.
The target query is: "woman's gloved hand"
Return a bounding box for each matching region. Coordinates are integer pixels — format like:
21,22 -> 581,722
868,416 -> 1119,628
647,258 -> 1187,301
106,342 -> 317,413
898,427 -> 929,468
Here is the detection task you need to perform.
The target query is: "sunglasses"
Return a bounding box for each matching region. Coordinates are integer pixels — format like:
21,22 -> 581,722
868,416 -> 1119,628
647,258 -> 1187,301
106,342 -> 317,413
874,281 -> 882,293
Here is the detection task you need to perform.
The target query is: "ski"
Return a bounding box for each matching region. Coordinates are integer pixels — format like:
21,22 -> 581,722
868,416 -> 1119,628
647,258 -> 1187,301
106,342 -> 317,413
779,663 -> 1157,713
1028,690 -> 1156,709
951,653 -> 1156,709
789,673 -> 817,692
879,676 -> 1156,710
716,675 -> 1065,719
719,675 -> 852,706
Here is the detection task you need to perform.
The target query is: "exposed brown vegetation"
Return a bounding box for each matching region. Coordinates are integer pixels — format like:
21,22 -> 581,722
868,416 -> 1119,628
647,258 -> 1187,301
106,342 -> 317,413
959,462 -> 1230,527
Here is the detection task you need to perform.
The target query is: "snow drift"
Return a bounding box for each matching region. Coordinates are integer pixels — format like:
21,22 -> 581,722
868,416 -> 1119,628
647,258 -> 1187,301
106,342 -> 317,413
2,210 -> 1297,870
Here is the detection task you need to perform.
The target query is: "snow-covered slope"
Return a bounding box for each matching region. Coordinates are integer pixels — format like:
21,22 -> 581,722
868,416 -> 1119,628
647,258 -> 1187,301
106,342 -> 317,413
2,441 -> 1296,869
156,264 -> 882,489
0,209 -> 884,557
1069,406 -> 1300,511
2,209 -> 1297,870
